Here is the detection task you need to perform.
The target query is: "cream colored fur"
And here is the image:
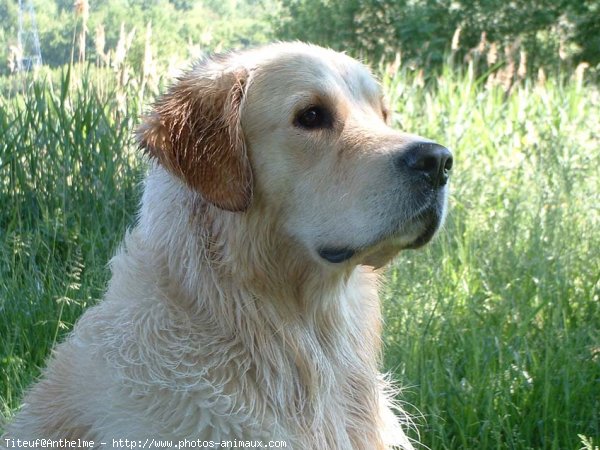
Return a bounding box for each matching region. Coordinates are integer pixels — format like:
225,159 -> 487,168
3,42 -> 451,450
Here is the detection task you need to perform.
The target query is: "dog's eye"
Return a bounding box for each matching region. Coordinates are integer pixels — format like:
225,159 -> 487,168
295,106 -> 332,129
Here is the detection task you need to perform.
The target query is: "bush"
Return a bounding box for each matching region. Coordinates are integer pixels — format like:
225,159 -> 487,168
273,0 -> 600,70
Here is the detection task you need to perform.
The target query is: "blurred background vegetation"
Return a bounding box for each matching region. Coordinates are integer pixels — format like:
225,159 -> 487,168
1,1 -> 599,449
0,0 -> 274,77
1,0 -> 599,77
276,0 -> 600,70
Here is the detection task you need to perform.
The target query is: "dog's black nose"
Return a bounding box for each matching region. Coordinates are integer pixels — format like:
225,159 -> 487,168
397,142 -> 453,187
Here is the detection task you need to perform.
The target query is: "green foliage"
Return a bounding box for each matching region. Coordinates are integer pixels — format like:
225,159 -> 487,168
274,0 -> 600,69
569,0 -> 600,65
381,63 -> 600,448
3,0 -> 599,77
0,67 -> 145,414
0,0 -> 276,75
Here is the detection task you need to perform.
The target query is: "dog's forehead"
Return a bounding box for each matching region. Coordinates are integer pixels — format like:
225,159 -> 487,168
243,45 -> 382,103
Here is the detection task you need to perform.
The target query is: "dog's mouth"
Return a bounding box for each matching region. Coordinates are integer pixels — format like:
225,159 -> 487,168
318,247 -> 356,264
402,212 -> 441,249
317,203 -> 444,267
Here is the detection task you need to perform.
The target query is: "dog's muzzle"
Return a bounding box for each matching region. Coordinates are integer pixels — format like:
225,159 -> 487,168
318,141 -> 453,265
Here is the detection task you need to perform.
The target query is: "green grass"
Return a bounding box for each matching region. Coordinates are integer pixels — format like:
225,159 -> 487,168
381,65 -> 600,448
1,63 -> 599,449
0,67 -> 145,417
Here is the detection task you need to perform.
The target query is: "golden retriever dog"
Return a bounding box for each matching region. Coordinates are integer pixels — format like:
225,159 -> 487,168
3,42 -> 452,449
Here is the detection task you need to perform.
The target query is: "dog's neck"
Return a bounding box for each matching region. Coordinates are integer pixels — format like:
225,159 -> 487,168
139,166 -> 377,314
129,166 -> 388,446
137,165 -> 384,361
138,167 -> 385,360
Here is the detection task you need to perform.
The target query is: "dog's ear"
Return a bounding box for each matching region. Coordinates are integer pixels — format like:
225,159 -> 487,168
137,60 -> 252,212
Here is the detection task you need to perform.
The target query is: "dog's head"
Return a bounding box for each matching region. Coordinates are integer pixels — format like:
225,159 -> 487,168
138,43 -> 452,268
